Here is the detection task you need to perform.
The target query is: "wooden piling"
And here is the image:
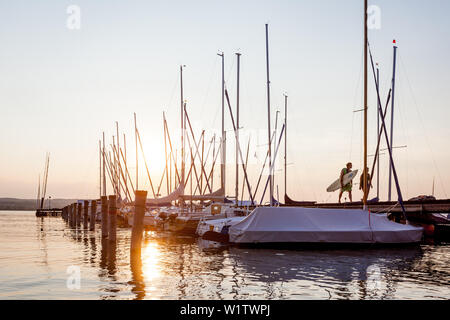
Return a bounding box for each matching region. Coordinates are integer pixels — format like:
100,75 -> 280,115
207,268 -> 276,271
77,203 -> 82,228
101,196 -> 108,238
68,204 -> 73,227
73,203 -> 76,226
90,200 -> 97,231
108,195 -> 117,242
83,200 -> 89,229
73,203 -> 77,227
71,203 -> 76,227
130,190 -> 148,256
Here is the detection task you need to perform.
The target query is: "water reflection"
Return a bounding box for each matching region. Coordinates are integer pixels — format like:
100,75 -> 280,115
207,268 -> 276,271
125,236 -> 437,300
36,217 -> 49,268
141,242 -> 161,281
89,235 -> 97,265
130,250 -> 145,300
224,246 -> 424,299
7,212 -> 446,300
82,230 -> 90,264
100,237 -> 108,272
107,240 -> 117,277
98,237 -> 119,299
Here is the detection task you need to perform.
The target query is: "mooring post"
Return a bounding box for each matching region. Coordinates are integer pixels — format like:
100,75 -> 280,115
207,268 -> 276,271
68,204 -> 73,227
73,203 -> 77,227
83,200 -> 89,229
90,200 -> 97,231
108,195 -> 117,242
101,196 -> 108,238
77,203 -> 82,228
131,190 -> 148,257
69,204 -> 73,226
74,203 -> 77,227
71,203 -> 76,227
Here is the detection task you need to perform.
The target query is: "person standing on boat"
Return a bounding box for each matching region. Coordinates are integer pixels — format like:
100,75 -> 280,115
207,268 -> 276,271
339,162 -> 353,203
359,167 -> 372,199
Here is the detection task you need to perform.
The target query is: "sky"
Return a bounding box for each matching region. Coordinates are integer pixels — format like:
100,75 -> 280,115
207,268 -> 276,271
1,0 -> 449,203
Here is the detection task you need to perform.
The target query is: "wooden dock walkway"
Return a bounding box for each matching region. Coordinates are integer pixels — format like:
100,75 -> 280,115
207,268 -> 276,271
35,208 -> 62,217
284,198 -> 450,214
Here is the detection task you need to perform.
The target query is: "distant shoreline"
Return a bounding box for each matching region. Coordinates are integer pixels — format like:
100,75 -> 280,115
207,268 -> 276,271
0,198 -> 77,211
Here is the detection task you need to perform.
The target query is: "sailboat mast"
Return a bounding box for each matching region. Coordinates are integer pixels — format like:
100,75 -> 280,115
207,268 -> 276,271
217,52 -> 225,194
37,175 -> 40,210
201,132 -> 205,194
134,112 -> 138,191
102,131 -> 106,196
284,94 -> 288,198
235,52 -> 241,205
363,0 -> 369,207
274,110 -> 279,189
116,121 -> 120,200
163,113 -> 170,195
99,139 -> 102,199
169,149 -> 173,192
265,23 -> 273,206
432,177 -> 435,197
174,149 -> 177,191
41,153 -> 49,209
376,66 -> 380,199
212,134 -> 216,190
112,135 -> 117,196
180,65 -> 185,188
388,42 -> 398,201
123,133 -> 128,201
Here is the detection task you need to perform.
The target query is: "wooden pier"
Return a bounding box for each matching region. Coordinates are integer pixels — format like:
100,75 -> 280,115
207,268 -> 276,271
283,198 -> 450,225
56,193 -> 450,246
282,198 -> 450,239
285,198 -> 450,215
35,208 -> 62,217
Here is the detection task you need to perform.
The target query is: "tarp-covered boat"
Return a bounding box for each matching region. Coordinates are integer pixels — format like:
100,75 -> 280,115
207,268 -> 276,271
228,207 -> 423,244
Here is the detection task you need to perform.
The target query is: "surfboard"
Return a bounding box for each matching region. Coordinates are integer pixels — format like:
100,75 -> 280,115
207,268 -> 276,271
326,169 -> 358,192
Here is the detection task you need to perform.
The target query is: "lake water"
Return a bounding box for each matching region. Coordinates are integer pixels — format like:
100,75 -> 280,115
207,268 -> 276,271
0,211 -> 449,300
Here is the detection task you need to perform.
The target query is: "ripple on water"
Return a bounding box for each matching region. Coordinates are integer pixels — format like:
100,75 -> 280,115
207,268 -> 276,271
1,211 -> 450,299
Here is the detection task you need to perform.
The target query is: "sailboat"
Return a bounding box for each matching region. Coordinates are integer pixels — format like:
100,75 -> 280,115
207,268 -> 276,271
35,153 -> 50,217
166,58 -> 253,234
203,3 -> 423,245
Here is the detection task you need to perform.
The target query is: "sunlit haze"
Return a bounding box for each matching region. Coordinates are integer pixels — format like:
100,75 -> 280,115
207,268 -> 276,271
1,0 -> 449,203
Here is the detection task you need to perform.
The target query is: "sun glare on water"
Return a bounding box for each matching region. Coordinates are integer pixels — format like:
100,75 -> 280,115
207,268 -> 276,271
142,242 -> 161,281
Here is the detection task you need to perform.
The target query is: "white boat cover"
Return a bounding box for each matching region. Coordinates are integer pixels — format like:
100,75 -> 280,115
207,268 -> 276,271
179,187 -> 225,201
146,183 -> 184,205
228,207 -> 423,244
